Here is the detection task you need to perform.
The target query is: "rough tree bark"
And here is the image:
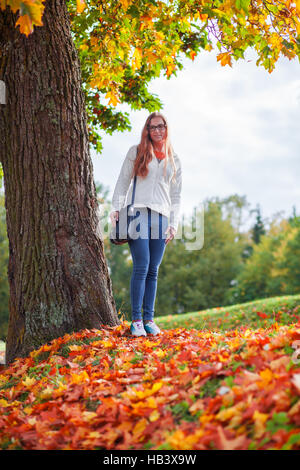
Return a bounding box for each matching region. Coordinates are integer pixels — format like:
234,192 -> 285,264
0,0 -> 119,365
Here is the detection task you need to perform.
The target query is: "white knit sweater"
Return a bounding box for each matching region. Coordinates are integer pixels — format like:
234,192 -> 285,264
111,145 -> 182,231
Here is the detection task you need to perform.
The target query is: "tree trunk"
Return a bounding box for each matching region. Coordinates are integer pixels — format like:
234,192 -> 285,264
0,0 -> 119,365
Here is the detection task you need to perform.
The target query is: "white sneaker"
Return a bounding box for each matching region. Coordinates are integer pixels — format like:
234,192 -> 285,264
130,320 -> 147,336
144,320 -> 161,335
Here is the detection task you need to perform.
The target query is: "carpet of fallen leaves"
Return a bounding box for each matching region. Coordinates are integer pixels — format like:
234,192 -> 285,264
1,320 -> 300,450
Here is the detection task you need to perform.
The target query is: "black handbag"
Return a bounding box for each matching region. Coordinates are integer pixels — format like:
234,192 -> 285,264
110,176 -> 137,245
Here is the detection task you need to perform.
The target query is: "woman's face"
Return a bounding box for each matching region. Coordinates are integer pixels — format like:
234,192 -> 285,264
148,116 -> 167,145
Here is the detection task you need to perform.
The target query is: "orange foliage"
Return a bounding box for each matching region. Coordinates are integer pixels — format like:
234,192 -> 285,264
0,321 -> 300,450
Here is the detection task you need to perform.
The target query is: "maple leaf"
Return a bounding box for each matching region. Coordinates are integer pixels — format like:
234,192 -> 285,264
133,382 -> 163,400
132,417 -> 147,437
14,0 -> 45,37
22,376 -> 36,388
149,409 -> 160,422
76,0 -> 86,14
39,386 -> 54,400
15,14 -> 33,36
166,61 -> 176,77
252,409 -> 269,439
105,91 -> 120,107
216,426 -> 248,450
257,311 -> 269,319
217,52 -> 233,67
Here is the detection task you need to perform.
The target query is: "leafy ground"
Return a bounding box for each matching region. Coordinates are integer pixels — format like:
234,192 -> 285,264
0,295 -> 300,450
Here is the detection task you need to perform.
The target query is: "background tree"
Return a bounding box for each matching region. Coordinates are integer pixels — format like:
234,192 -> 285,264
1,0 -> 300,363
226,215 -> 300,303
272,216 -> 300,294
251,203 -> 266,245
157,197 -> 248,314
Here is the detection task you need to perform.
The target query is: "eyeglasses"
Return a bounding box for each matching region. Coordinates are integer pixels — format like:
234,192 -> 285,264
148,124 -> 166,133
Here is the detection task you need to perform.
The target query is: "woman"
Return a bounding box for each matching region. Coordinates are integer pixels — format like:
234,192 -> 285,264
110,112 -> 182,336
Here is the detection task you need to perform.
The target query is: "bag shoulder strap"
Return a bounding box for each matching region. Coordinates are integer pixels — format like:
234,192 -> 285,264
131,175 -> 137,205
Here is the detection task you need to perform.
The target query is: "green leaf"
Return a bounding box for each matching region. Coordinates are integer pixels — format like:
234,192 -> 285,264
266,412 -> 293,435
281,433 -> 300,450
127,5 -> 140,18
235,0 -> 250,14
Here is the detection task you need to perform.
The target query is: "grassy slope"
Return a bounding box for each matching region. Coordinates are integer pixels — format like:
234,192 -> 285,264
156,294 -> 300,332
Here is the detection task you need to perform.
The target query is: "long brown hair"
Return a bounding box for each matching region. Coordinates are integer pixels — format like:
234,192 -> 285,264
132,112 -> 177,183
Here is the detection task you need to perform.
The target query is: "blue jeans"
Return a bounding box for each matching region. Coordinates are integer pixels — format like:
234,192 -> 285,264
128,207 -> 168,322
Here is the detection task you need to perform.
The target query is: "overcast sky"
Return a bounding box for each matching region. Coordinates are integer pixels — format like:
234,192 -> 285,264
91,48 -> 300,232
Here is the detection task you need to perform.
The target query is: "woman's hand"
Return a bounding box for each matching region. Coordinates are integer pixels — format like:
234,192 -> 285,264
165,226 -> 176,245
110,211 -> 119,227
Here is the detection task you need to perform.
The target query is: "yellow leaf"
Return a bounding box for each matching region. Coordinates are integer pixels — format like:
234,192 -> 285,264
87,431 -> 101,439
166,62 -> 176,77
131,396 -> 158,411
144,51 -> 158,65
252,410 -> 268,439
22,376 -> 36,388
139,15 -> 153,31
82,411 -> 98,422
90,37 -> 98,46
0,398 -> 10,407
258,368 -> 273,387
133,418 -> 147,436
15,15 -> 33,37
25,0 -> 44,25
28,417 -> 38,426
199,13 -> 208,21
155,31 -> 165,41
144,339 -> 160,348
70,370 -> 90,384
199,413 -> 214,424
205,44 -> 213,52
105,91 -> 120,107
216,407 -> 238,422
23,406 -> 33,415
69,344 -> 82,351
76,0 -> 86,14
154,348 -> 166,358
132,47 -> 142,71
120,0 -> 130,9
39,386 -> 53,400
133,381 -> 163,400
194,11 -> 209,21
167,429 -> 203,449
253,410 -> 268,423
14,0 -> 45,36
217,52 -> 232,67
149,409 -> 160,422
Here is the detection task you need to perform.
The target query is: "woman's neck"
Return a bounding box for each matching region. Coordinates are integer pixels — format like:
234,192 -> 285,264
153,142 -> 165,152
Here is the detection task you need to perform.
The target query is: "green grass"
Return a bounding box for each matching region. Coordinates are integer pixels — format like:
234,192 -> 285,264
156,294 -> 300,331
